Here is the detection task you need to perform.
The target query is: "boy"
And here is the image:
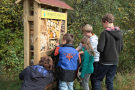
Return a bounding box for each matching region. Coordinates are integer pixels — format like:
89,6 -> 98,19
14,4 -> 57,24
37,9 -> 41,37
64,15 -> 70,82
54,33 -> 79,90
94,13 -> 123,90
19,56 -> 54,90
76,24 -> 100,90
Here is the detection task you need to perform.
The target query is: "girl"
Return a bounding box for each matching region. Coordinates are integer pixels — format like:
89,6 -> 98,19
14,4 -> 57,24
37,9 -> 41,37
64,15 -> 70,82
80,37 -> 95,90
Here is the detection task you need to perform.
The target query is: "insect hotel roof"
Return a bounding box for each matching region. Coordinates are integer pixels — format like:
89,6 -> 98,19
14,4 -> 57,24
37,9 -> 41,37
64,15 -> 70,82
15,0 -> 73,10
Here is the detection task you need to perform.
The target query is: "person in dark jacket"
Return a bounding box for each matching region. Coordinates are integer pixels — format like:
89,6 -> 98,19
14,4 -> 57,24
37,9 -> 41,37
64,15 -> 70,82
54,33 -> 79,90
94,13 -> 123,90
19,56 -> 54,90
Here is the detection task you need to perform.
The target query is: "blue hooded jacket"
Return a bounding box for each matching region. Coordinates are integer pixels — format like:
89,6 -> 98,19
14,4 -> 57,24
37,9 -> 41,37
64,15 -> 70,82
54,44 -> 79,82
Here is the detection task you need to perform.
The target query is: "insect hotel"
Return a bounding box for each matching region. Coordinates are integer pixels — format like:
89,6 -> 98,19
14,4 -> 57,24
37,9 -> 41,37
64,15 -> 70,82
15,0 -> 73,69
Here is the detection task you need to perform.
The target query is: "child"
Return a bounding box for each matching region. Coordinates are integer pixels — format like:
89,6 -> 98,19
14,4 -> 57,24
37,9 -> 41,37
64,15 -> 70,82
76,24 -> 99,89
94,13 -> 123,90
54,33 -> 79,90
80,37 -> 95,90
19,56 -> 54,90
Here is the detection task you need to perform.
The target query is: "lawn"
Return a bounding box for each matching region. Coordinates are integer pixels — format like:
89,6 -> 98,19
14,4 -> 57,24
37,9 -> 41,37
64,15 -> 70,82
0,72 -> 22,90
1,71 -> 135,90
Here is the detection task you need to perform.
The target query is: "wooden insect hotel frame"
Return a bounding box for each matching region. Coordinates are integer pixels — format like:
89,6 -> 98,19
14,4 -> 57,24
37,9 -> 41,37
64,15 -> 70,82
15,0 -> 73,69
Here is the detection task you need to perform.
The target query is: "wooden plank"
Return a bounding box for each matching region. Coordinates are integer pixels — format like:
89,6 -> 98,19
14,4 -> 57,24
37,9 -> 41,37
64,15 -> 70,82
62,9 -> 67,33
34,1 -> 41,65
40,50 -> 54,57
23,0 -> 30,68
45,81 -> 57,90
15,0 -> 22,4
28,16 -> 34,21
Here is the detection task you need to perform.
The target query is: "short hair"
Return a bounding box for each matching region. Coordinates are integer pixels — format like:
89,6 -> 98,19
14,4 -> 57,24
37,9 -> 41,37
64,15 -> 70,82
62,33 -> 74,44
39,56 -> 53,70
82,24 -> 93,32
102,13 -> 114,23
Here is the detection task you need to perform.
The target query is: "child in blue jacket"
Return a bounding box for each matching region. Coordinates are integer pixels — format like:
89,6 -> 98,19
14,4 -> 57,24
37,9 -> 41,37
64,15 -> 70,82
80,37 -> 95,90
54,33 -> 79,90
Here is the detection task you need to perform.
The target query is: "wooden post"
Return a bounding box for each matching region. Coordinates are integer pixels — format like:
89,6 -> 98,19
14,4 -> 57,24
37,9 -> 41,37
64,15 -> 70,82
34,1 -> 41,65
63,9 -> 68,33
23,0 -> 30,68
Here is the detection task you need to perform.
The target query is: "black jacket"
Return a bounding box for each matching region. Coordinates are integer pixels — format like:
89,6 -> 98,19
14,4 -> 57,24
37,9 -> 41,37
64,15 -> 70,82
97,27 -> 123,65
19,66 -> 53,90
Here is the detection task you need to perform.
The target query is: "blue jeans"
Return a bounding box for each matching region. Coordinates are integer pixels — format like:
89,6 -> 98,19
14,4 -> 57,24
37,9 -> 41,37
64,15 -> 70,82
59,80 -> 74,90
94,63 -> 117,90
90,62 -> 99,90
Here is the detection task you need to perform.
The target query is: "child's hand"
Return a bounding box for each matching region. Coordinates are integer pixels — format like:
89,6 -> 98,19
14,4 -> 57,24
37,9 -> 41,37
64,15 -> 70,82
79,51 -> 84,54
55,43 -> 59,46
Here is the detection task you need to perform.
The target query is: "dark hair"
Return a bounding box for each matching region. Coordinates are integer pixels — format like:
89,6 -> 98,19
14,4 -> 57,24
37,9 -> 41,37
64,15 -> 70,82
62,33 -> 74,44
102,13 -> 114,23
39,56 -> 53,70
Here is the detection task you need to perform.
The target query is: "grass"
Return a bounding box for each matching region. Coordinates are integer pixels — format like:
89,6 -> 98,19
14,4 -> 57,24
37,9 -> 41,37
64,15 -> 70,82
113,72 -> 135,90
74,70 -> 135,90
0,70 -> 135,90
0,72 -> 22,90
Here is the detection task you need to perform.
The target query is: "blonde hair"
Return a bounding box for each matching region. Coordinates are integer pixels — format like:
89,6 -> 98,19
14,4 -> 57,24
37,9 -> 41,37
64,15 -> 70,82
81,37 -> 96,56
82,24 -> 93,32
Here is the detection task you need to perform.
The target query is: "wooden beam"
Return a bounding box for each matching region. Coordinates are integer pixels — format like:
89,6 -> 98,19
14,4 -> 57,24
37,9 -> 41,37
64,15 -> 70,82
34,1 -> 41,65
40,50 -> 54,57
28,16 -> 34,21
23,0 -> 30,68
45,81 -> 57,90
15,0 -> 22,4
62,9 -> 68,33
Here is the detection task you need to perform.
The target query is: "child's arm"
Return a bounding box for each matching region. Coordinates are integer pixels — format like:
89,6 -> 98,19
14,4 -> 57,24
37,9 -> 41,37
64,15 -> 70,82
53,43 -> 60,56
76,46 -> 81,51
79,51 -> 84,55
54,46 -> 60,56
76,43 -> 83,51
78,53 -> 82,65
97,32 -> 106,52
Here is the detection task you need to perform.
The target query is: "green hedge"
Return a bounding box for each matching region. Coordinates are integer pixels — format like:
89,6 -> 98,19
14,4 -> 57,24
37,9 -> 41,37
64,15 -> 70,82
0,0 -> 134,74
0,0 -> 24,73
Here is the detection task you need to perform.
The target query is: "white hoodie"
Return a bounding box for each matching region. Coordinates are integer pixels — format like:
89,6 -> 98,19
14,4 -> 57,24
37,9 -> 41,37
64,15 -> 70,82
79,35 -> 100,62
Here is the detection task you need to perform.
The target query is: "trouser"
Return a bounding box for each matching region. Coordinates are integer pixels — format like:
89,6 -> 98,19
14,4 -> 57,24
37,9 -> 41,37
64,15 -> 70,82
82,74 -> 91,90
59,80 -> 74,90
90,62 -> 99,90
94,63 -> 117,90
